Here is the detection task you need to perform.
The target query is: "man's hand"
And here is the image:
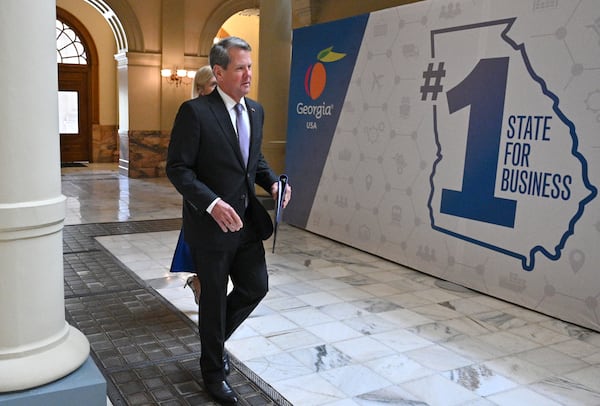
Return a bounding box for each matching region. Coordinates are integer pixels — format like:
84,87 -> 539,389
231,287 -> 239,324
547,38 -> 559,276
210,200 -> 243,232
271,182 -> 292,208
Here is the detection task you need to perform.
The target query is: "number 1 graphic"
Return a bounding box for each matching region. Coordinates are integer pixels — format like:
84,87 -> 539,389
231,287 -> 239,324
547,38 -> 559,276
440,57 -> 517,227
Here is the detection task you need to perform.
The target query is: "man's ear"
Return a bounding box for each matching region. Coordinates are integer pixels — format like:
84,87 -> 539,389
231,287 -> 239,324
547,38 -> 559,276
213,65 -> 224,81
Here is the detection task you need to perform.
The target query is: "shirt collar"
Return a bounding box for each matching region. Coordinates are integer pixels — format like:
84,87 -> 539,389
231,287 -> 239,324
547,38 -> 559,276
217,87 -> 246,112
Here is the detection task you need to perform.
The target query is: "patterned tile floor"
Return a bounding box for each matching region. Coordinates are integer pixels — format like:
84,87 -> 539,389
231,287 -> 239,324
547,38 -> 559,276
63,164 -> 600,405
63,219 -> 287,406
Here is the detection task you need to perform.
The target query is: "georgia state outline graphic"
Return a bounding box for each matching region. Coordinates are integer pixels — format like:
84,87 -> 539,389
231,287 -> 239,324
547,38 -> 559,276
427,18 -> 597,271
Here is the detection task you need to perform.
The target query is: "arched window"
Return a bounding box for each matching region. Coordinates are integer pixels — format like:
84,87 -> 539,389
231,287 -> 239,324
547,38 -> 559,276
56,20 -> 87,64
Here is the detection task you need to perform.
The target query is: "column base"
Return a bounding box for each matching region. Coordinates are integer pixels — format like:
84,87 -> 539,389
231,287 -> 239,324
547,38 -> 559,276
0,325 -> 90,392
0,356 -> 106,406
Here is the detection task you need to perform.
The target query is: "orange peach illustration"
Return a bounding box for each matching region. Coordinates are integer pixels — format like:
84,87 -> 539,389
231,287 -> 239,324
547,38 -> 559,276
304,46 -> 346,100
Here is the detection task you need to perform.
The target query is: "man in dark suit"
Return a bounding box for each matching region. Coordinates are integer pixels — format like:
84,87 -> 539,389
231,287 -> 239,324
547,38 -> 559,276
166,37 -> 291,405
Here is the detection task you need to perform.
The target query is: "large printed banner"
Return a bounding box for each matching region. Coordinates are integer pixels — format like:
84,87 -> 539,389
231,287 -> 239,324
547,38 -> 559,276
285,0 -> 600,331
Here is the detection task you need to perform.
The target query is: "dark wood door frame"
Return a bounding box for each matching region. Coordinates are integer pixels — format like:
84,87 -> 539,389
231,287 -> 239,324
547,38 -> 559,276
56,7 -> 99,163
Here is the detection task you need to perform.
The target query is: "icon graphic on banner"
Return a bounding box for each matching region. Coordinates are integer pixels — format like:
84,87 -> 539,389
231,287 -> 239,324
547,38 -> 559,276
569,250 -> 585,273
584,89 -> 600,122
424,18 -> 597,271
365,174 -> 373,190
304,46 -> 346,100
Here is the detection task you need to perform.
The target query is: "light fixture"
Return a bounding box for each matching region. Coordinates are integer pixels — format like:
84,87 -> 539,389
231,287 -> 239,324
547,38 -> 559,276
161,67 -> 195,86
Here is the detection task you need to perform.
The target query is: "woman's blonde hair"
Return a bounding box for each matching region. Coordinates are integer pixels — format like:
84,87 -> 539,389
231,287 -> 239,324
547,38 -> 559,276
192,65 -> 215,98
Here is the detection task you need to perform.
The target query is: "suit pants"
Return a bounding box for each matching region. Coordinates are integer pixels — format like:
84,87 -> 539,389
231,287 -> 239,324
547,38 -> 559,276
191,213 -> 269,383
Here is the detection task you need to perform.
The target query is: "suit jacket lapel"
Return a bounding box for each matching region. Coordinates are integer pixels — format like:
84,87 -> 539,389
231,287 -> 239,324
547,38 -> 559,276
246,100 -> 259,162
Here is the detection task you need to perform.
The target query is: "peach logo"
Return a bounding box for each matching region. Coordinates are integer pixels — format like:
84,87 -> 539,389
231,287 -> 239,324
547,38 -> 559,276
304,46 -> 346,100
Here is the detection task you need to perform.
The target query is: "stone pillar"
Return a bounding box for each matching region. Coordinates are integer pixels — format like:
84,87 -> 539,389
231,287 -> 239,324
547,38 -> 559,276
115,51 -> 130,175
0,0 -> 90,392
116,51 -> 166,177
291,0 -> 314,28
161,0 -> 186,133
117,0 -> 191,178
259,0 -> 292,175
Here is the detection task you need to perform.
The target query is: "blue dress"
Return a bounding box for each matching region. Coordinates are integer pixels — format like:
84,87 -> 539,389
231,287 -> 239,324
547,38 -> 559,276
170,228 -> 196,273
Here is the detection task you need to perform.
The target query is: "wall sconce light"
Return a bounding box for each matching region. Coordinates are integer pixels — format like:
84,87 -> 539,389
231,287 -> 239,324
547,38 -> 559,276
160,68 -> 195,86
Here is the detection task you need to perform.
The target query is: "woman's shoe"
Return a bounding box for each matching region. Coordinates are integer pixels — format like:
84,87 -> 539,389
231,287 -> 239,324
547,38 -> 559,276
184,275 -> 201,305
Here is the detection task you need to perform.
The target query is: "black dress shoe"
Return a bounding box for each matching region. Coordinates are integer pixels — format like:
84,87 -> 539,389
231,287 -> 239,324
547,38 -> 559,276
205,380 -> 238,405
223,352 -> 231,376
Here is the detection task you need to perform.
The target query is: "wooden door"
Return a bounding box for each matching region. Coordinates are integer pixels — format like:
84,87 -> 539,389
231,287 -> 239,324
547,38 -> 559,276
58,64 -> 90,162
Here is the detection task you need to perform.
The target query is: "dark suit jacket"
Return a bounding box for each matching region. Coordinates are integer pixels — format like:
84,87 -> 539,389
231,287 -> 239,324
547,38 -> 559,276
166,90 -> 278,249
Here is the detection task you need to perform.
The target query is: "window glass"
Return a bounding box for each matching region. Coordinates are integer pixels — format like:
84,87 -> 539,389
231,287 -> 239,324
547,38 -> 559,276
58,91 -> 79,134
56,20 -> 87,64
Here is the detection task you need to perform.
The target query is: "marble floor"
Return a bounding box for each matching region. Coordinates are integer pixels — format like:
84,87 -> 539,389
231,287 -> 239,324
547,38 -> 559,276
63,164 -> 600,406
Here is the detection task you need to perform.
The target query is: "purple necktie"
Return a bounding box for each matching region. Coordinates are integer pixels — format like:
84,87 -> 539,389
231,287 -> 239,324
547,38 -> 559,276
234,103 -> 249,166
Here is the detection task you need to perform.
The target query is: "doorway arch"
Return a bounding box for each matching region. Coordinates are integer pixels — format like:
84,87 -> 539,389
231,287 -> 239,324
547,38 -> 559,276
56,7 -> 98,163
198,0 -> 260,56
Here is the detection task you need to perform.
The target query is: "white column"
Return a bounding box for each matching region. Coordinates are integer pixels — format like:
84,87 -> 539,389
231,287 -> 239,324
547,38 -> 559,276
0,0 -> 90,392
